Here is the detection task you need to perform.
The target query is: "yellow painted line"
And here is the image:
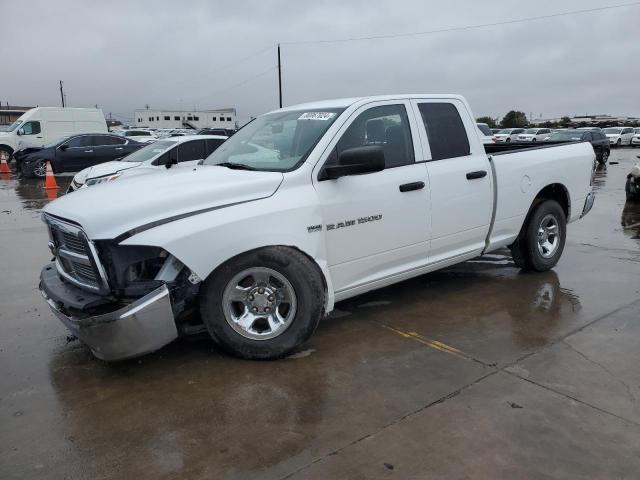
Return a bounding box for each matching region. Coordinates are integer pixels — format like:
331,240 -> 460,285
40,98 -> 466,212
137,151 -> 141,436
381,324 -> 477,363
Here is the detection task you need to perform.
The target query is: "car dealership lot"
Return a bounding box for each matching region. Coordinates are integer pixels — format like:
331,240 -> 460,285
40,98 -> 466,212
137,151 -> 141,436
1,150 -> 640,479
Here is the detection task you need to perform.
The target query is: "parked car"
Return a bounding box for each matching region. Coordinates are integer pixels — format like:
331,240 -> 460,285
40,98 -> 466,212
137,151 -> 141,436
69,135 -> 228,191
476,123 -> 495,144
16,133 -> 143,178
545,129 -> 610,164
603,127 -> 634,147
630,128 -> 640,147
494,128 -> 525,143
516,128 -> 552,142
491,128 -> 501,134
116,129 -> 157,144
196,128 -> 236,137
626,160 -> 640,200
39,94 -> 594,361
0,107 -> 107,164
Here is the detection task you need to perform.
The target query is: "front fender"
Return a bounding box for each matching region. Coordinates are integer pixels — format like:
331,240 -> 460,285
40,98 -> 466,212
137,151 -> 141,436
119,188 -> 336,312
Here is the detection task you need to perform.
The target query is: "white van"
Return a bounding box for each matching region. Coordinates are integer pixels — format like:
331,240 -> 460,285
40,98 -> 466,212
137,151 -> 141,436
0,107 -> 107,162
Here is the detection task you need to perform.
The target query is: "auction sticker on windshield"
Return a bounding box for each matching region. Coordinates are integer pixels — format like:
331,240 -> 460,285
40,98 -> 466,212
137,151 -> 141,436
298,112 -> 337,121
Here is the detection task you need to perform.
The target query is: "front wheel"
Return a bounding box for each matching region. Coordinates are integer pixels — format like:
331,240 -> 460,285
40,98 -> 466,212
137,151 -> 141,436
598,149 -> 609,164
0,147 -> 12,165
22,159 -> 47,178
199,247 -> 325,359
616,139 -> 622,148
510,200 -> 567,272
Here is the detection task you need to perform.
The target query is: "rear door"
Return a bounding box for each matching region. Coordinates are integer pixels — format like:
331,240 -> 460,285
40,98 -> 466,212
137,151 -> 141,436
57,135 -> 95,172
410,99 -> 493,264
92,135 -> 126,164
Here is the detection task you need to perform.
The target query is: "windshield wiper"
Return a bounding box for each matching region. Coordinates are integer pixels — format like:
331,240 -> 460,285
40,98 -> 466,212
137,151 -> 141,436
214,162 -> 258,171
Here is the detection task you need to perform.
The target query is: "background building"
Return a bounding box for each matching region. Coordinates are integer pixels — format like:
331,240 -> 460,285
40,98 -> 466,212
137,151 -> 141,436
0,105 -> 34,125
134,108 -> 236,129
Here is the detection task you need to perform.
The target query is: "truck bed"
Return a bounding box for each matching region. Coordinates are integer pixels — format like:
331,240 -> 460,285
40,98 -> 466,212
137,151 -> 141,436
485,140 -> 582,156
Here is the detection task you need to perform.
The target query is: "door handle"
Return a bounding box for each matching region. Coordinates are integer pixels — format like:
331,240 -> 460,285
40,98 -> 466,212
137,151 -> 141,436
466,170 -> 487,180
84,150 -> 94,153
399,181 -> 425,192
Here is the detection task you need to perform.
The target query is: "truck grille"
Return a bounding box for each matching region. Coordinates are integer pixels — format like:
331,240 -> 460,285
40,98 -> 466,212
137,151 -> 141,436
44,214 -> 108,292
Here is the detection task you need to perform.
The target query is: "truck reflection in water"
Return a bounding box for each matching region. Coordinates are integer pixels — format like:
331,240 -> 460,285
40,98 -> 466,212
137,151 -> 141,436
621,200 -> 640,240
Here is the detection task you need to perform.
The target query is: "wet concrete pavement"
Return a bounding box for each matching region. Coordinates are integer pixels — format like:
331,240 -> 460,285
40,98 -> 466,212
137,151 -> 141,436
1,151 -> 640,479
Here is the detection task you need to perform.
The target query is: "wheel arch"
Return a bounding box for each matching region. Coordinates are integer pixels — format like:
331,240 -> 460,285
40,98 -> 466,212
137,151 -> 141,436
0,144 -> 14,156
201,244 -> 334,315
532,183 -> 570,220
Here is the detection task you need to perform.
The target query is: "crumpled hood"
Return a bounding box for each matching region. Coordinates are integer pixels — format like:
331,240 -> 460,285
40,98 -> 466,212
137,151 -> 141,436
44,166 -> 284,239
83,160 -> 141,180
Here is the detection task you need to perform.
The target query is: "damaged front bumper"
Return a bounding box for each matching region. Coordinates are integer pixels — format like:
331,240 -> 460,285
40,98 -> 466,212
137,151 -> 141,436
39,263 -> 178,361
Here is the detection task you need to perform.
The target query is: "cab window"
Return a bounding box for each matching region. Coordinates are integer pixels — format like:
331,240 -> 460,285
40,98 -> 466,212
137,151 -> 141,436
177,140 -> 206,162
22,121 -> 41,135
335,104 -> 414,168
418,103 -> 470,160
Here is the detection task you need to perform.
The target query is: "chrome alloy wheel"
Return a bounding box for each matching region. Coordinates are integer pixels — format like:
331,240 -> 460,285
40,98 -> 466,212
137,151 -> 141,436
34,160 -> 47,177
536,214 -> 560,258
222,267 -> 297,340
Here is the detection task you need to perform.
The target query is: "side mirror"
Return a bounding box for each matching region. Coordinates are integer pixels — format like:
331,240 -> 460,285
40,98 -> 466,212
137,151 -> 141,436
17,128 -> 24,136
59,144 -> 68,151
320,146 -> 385,180
165,155 -> 178,169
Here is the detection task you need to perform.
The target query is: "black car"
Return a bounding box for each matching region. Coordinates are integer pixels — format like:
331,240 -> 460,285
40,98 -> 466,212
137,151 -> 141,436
16,134 -> 144,178
195,128 -> 236,137
545,130 -> 610,164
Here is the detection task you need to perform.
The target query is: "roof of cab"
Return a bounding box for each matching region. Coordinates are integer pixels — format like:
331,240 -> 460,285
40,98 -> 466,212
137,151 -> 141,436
272,94 -> 466,115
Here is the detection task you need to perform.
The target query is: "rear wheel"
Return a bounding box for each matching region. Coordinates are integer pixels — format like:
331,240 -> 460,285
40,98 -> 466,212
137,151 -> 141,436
199,247 -> 325,359
510,200 -> 566,272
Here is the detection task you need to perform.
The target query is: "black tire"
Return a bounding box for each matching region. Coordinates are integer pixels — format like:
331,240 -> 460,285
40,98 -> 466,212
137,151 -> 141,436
199,246 -> 325,360
22,159 -> 47,178
510,200 -> 566,272
616,138 -> 621,148
598,148 -> 609,165
506,138 -> 511,143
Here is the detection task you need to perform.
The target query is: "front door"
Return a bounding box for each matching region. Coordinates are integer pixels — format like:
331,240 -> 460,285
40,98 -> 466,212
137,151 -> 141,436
410,99 -> 493,264
312,101 -> 430,295
57,135 -> 96,172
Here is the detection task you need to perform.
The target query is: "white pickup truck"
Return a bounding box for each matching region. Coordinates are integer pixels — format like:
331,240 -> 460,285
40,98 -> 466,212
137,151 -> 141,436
39,94 -> 595,361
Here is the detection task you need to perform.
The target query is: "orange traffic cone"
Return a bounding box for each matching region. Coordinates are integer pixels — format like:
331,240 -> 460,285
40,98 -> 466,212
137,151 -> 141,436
44,161 -> 58,190
0,154 -> 10,174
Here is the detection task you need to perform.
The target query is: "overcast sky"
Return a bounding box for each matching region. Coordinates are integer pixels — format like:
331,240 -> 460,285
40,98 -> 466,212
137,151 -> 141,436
1,0 -> 638,124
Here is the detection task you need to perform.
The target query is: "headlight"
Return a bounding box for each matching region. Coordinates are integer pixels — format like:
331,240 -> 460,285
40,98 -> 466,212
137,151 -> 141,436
85,172 -> 122,186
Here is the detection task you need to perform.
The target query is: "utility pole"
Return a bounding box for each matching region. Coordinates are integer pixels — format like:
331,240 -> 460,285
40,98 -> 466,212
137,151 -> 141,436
277,44 -> 282,108
59,80 -> 65,107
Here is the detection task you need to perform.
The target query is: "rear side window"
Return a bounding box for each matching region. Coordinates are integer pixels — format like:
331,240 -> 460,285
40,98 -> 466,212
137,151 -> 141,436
477,124 -> 492,136
177,140 -> 206,162
95,135 -> 126,146
206,138 -> 225,154
336,104 -> 415,168
64,136 -> 92,148
418,103 -> 470,160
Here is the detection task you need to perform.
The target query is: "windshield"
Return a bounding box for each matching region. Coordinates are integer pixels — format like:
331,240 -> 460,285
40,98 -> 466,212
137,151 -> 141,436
477,124 -> 492,136
603,128 -> 622,134
121,140 -> 177,162
548,131 -> 585,141
497,129 -> 512,134
203,108 -> 345,171
5,120 -> 23,132
524,129 -> 538,134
